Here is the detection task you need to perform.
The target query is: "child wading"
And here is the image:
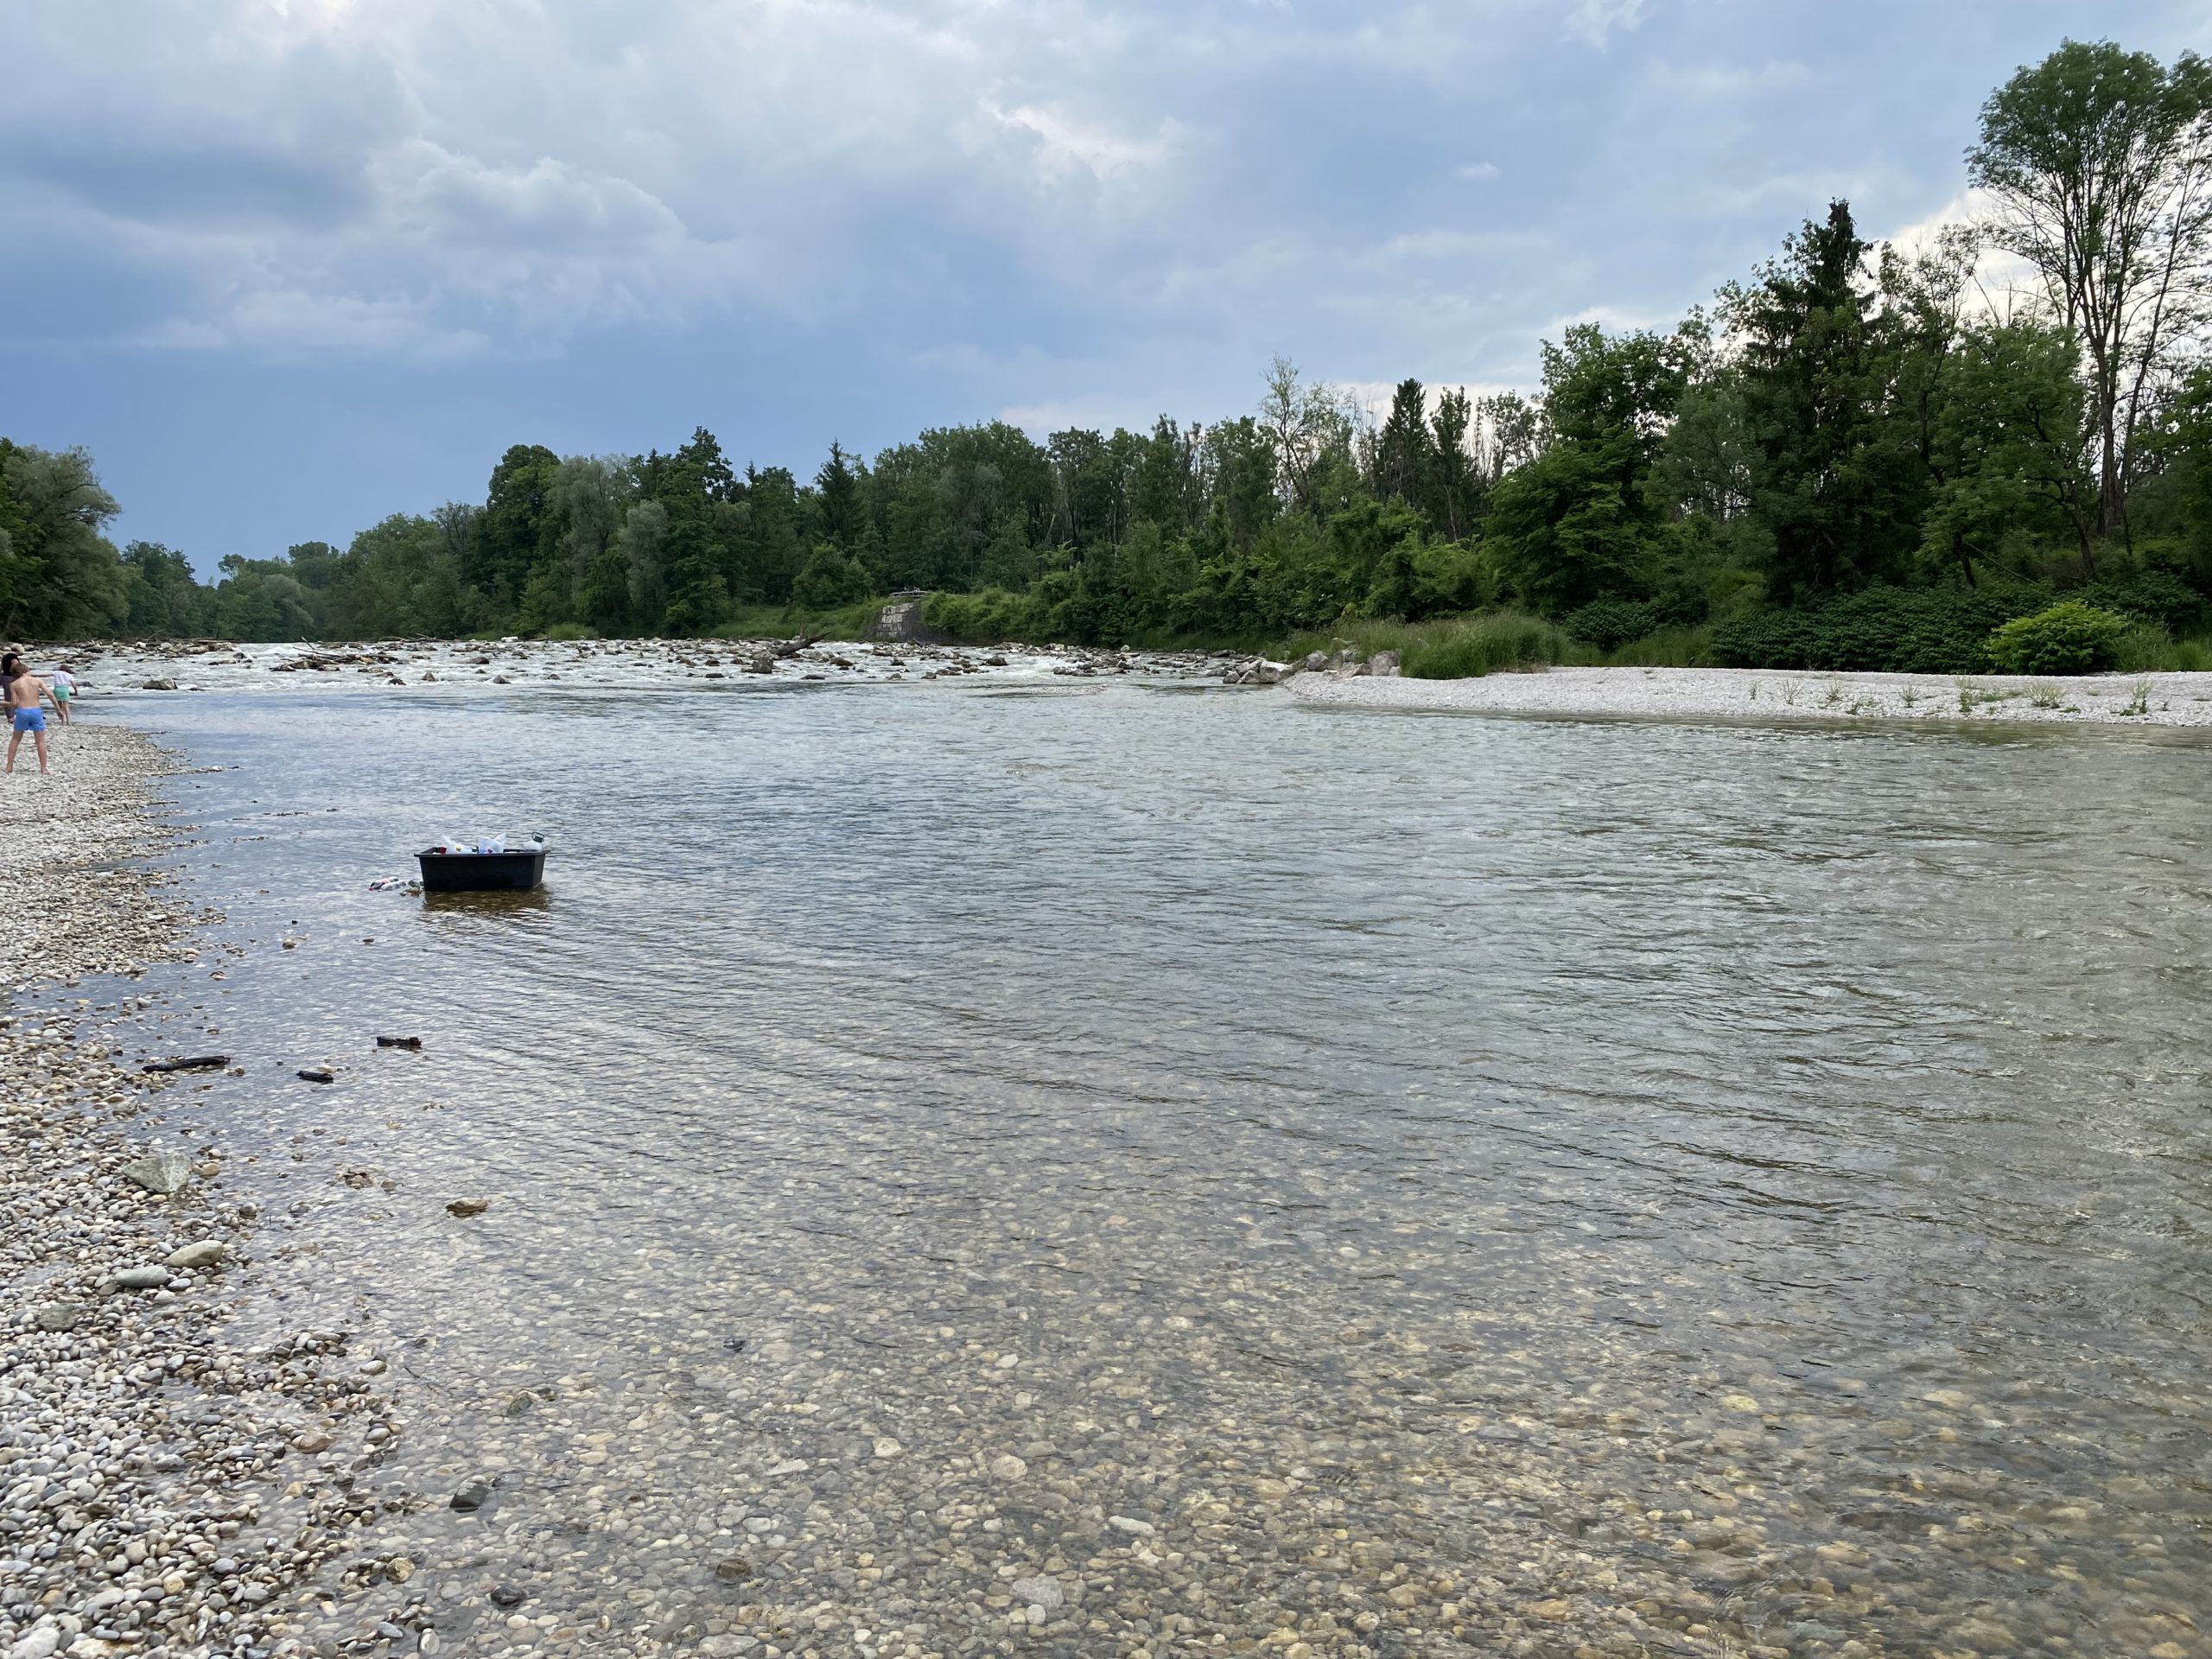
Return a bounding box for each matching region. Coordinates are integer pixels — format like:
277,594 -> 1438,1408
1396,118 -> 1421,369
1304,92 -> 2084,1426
3,653 -> 57,773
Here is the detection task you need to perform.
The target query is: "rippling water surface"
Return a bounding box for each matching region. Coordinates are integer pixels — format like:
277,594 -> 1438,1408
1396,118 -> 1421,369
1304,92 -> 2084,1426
99,679 -> 2212,1657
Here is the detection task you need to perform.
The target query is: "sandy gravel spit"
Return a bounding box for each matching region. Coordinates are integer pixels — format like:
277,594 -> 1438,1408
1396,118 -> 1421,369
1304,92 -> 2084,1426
1288,664 -> 2212,729
1,727 -> 412,1659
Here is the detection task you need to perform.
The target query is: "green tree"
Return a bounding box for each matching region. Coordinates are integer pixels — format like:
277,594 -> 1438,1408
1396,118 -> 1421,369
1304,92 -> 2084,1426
617,499 -> 671,631
327,515 -> 476,637
1970,40 -> 2212,538
1916,319 -> 2092,587
0,440 -> 127,638
1427,388 -> 1482,538
1730,201 -> 1926,601
119,541 -> 209,636
208,555 -> 319,640
814,442 -> 864,550
791,541 -> 874,609
1485,323 -> 1694,613
649,429 -> 734,634
471,444 -> 559,612
1371,378 -> 1436,510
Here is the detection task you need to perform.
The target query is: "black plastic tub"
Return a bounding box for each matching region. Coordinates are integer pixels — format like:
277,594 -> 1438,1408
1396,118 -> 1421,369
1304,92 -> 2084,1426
416,845 -> 548,893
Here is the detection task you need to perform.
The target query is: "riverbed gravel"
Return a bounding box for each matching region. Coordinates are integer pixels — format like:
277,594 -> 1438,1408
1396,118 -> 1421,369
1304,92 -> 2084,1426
0,728 -> 410,1659
1288,664 -> 2212,726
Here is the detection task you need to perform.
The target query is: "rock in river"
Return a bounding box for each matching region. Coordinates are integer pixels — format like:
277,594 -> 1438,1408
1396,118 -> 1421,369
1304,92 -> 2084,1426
166,1240 -> 226,1269
447,1198 -> 490,1217
121,1150 -> 194,1195
450,1480 -> 493,1513
1011,1575 -> 1065,1611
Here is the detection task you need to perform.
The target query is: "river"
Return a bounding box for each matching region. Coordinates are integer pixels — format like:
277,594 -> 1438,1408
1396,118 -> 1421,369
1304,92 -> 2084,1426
90,670 -> 2212,1657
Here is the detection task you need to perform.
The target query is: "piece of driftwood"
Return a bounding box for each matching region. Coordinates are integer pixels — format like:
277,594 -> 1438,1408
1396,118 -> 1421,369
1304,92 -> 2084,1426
142,1055 -> 228,1073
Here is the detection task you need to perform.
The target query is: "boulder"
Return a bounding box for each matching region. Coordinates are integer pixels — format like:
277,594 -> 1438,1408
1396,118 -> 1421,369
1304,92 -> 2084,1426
1369,649 -> 1402,677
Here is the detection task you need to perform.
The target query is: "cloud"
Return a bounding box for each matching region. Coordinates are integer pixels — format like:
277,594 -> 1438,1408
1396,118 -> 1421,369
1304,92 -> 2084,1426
1566,0 -> 1644,48
2,0 -> 2173,489
984,103 -> 1179,185
134,291 -> 492,363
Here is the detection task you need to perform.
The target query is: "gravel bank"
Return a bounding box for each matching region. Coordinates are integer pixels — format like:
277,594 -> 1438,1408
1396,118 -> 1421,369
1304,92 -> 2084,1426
1289,664 -> 2212,727
1,728 -> 407,1659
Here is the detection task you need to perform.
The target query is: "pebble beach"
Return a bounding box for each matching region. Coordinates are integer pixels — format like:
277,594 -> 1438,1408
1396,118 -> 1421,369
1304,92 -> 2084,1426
1,728 -> 414,1659
1287,663 -> 2212,727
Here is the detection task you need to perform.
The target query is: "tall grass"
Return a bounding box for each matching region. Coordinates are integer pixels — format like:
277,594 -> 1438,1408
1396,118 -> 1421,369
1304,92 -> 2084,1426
1403,613 -> 1574,677
2113,624 -> 2212,672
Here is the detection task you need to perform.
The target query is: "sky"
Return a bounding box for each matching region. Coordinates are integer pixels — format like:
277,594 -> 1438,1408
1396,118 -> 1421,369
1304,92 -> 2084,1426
3,0 -> 2207,575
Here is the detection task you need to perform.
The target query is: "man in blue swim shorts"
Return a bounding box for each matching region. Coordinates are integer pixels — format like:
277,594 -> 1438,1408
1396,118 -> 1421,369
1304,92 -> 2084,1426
3,653 -> 55,773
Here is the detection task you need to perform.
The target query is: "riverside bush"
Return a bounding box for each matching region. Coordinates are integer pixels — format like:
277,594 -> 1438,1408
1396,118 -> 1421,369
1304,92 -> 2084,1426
1402,612 -> 1570,678
1562,597 -> 1658,652
1712,585 -> 2050,673
2081,571 -> 2206,634
1986,601 -> 2132,674
925,588 -> 1048,643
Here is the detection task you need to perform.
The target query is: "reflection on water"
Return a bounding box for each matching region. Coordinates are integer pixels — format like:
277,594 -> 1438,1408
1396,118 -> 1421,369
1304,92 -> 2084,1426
421,888 -> 554,918
97,683 -> 2212,1657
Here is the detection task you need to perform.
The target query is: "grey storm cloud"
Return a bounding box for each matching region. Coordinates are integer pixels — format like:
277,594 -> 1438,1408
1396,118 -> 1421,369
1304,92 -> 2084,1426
1,0 -> 2162,372
3,0 -> 2206,568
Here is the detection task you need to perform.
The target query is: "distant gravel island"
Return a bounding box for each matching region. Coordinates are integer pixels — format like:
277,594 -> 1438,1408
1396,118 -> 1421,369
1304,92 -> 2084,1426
1288,665 -> 2212,729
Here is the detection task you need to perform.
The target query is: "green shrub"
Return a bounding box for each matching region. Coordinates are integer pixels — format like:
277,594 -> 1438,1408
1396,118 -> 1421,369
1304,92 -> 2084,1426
1986,601 -> 2132,675
1713,585 -> 2050,673
2081,571 -> 2206,633
1402,612 -> 1570,678
924,588 -> 1048,644
1562,597 -> 1657,652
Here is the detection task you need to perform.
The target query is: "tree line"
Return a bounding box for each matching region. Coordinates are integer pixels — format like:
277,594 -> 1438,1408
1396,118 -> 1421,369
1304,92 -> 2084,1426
7,39 -> 2212,664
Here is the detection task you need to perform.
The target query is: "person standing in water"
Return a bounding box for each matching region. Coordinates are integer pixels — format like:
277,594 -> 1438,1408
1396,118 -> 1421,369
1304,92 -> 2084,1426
47,663 -> 75,725
3,654 -> 55,773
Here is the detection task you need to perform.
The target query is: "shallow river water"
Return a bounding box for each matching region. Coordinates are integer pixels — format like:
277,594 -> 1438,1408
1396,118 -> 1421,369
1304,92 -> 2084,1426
86,677 -> 2212,1657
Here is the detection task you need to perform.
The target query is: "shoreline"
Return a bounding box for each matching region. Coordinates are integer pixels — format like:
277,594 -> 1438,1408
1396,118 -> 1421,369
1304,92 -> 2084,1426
0,724 -> 405,1659
1286,664 -> 2212,728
